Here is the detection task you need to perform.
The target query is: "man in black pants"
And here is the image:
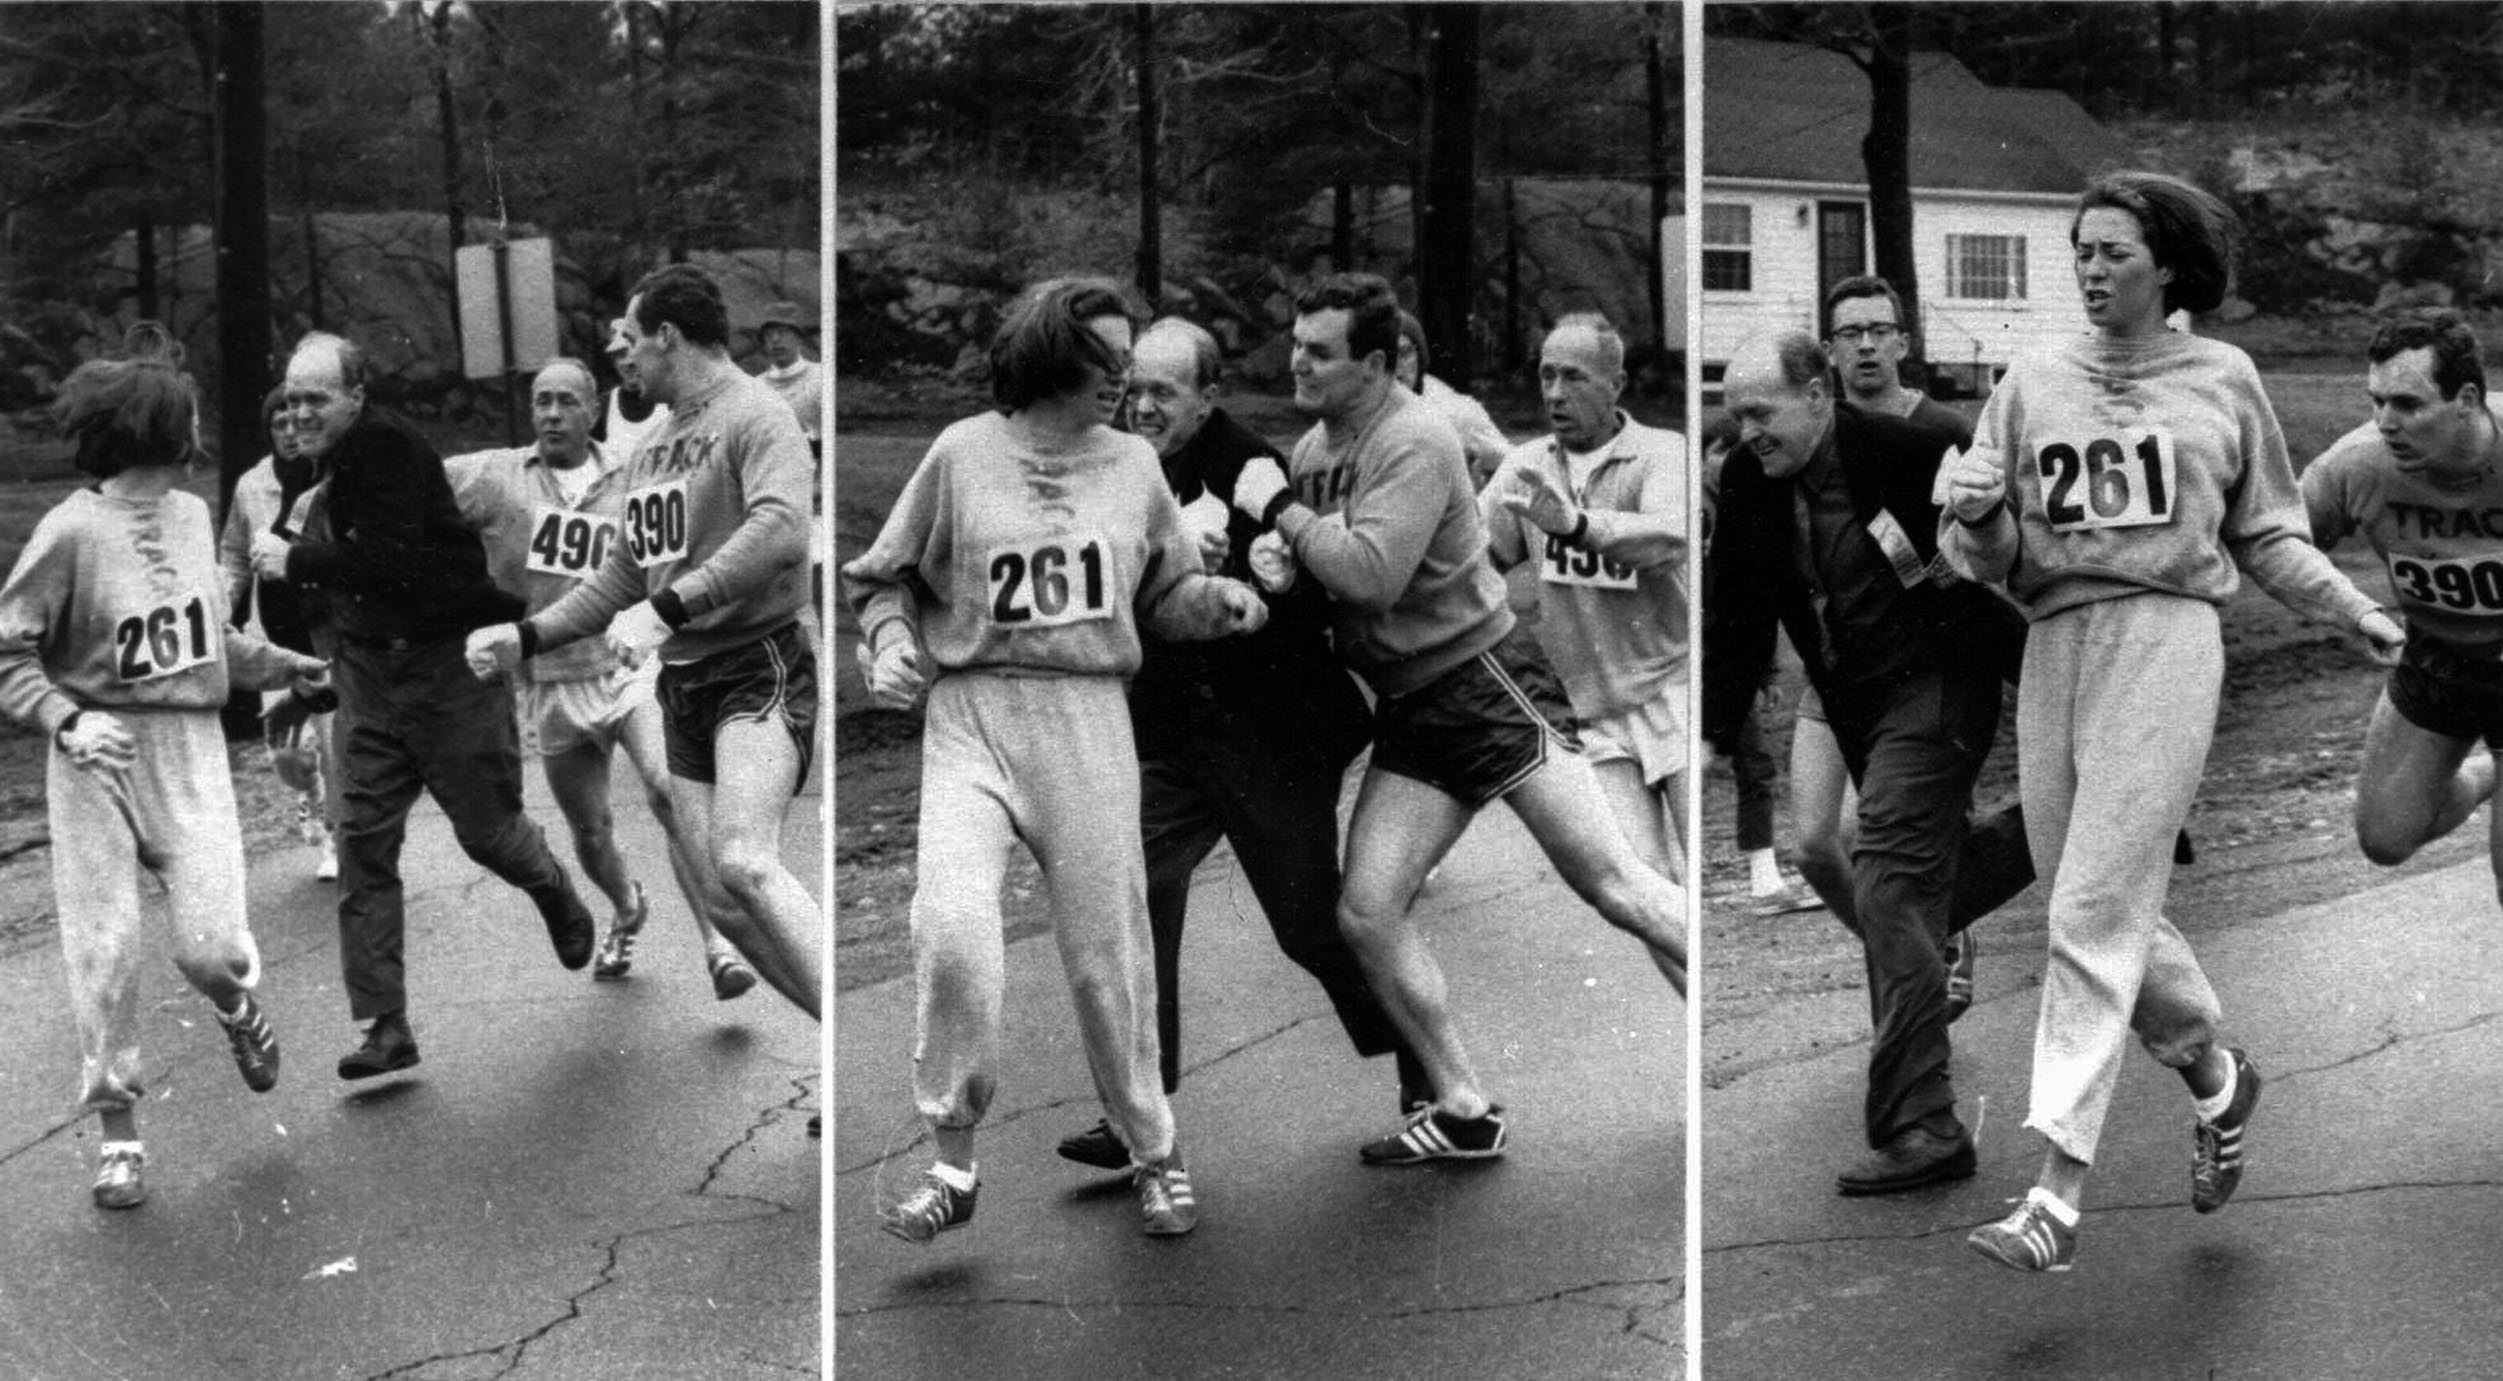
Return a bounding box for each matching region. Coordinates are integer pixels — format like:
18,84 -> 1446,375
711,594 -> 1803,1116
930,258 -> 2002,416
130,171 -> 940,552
1704,329 -> 2033,1195
1056,317 -> 1425,1169
252,331 -> 598,1080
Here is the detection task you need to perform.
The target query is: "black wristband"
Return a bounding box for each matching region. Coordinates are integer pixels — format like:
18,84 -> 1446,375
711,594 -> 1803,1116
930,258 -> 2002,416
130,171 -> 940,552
1259,490 -> 1296,530
650,588 -> 691,629
517,621 -> 541,661
53,710 -> 82,748
1955,498 -> 2006,529
1567,512 -> 1591,547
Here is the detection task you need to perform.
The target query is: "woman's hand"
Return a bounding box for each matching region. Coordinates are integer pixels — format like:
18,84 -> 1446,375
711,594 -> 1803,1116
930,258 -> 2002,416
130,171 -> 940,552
1941,445 -> 2009,526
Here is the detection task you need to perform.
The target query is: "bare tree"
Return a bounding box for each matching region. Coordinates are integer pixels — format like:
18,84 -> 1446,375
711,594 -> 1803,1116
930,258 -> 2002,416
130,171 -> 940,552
210,0 -> 270,514
1416,4 -> 1479,382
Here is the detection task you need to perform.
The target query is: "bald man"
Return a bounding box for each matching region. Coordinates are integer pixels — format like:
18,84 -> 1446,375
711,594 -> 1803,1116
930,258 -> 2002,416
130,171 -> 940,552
1702,330 -> 2032,1195
446,358 -> 759,999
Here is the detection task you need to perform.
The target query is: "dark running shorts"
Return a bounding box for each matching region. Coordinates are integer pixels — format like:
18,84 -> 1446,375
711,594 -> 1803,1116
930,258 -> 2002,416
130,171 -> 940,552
657,621 -> 817,788
1370,630 -> 1581,809
2388,635 -> 2503,746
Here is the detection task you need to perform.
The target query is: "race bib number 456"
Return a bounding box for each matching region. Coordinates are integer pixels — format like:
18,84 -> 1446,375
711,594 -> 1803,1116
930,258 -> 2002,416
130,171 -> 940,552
2034,428 -> 2178,533
526,504 -> 618,579
114,594 -> 216,682
2389,551 -> 2503,616
1540,532 -> 1637,590
987,530 -> 1112,629
620,478 -> 691,565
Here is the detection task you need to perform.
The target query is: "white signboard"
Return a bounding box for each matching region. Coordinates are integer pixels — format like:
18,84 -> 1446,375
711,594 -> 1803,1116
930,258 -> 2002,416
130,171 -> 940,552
454,237 -> 558,380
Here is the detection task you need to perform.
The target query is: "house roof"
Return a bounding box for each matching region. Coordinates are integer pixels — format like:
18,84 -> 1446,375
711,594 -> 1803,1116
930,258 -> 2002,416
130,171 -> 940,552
1703,35 -> 2130,197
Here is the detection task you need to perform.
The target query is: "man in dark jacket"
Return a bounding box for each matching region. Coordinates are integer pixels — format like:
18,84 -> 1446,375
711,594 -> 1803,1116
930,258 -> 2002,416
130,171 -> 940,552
1703,329 -> 2032,1195
1054,316 -> 1425,1170
252,331 -> 597,1081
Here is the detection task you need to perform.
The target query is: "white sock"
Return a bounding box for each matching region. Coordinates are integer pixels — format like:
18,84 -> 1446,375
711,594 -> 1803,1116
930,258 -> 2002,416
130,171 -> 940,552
930,1160 -> 977,1192
2026,1186 -> 2079,1227
2193,1057 -> 2237,1124
1748,848 -> 1785,894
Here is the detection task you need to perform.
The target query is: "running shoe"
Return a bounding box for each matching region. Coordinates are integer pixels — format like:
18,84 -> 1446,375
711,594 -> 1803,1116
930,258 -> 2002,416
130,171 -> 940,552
880,1170 -> 977,1245
1359,1103 -> 1507,1165
1967,1189 -> 2077,1273
593,883 -> 648,980
92,1141 -> 146,1210
1750,880 -> 1826,917
336,1013 -> 420,1080
1056,1119 -> 1129,1171
216,992 -> 281,1093
709,951 -> 759,1001
1134,1156 -> 1198,1236
315,833 -> 338,882
2192,1048 -> 2262,1214
1943,931 -> 1976,1024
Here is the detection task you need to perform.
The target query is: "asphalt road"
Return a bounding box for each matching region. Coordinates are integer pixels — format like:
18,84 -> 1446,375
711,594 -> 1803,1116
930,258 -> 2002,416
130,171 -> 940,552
0,757 -> 823,1380
832,801 -> 1686,1380
1702,853 -> 2503,1380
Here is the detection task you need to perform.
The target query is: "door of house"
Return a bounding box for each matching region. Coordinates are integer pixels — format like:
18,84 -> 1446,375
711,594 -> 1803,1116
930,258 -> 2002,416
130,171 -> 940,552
1816,201 -> 1867,327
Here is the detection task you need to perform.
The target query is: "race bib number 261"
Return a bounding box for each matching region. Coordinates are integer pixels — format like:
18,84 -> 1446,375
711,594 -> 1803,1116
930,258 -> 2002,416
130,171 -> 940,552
2034,428 -> 2178,533
987,530 -> 1112,629
114,594 -> 216,682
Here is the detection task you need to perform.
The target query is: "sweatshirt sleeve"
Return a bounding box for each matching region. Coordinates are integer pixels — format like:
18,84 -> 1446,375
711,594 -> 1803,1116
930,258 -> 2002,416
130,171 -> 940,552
1273,425 -> 1446,611
2300,435 -> 2362,551
0,510 -> 81,734
668,402 -> 812,621
222,628 -> 326,693
1580,434 -> 1688,571
1133,479 -> 1245,642
838,435 -> 951,655
524,519 -> 644,656
2220,361 -> 2379,629
1476,444 -> 1535,573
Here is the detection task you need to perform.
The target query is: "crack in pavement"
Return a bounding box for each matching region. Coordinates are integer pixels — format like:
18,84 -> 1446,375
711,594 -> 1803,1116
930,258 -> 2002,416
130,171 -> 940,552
838,1273 -> 1679,1326
1704,1178 -> 2503,1257
358,1082 -> 820,1380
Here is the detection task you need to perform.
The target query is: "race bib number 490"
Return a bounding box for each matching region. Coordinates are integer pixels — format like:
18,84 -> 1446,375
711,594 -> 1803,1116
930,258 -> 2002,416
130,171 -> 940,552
987,530 -> 1113,629
1540,532 -> 1637,590
2033,428 -> 2178,533
113,594 -> 216,682
2388,551 -> 2503,616
620,478 -> 691,565
525,504 -> 618,578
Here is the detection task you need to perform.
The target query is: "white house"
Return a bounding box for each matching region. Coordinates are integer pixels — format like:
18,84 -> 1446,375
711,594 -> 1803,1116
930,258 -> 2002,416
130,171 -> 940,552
1680,36 -> 2133,400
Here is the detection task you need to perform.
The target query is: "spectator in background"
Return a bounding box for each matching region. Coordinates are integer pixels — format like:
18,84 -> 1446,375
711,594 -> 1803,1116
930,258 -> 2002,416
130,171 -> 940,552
599,315 -> 669,462
755,300 -> 823,455
1395,310 -> 1511,489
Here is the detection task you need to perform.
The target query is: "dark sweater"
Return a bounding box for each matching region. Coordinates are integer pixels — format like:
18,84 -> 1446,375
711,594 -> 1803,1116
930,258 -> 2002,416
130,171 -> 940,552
284,411 -> 521,645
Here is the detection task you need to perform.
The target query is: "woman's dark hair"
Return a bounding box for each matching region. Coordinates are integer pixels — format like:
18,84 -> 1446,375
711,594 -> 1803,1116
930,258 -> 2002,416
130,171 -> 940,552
56,358 -> 196,478
1396,310 -> 1429,380
2072,171 -> 2239,317
989,276 -> 1139,413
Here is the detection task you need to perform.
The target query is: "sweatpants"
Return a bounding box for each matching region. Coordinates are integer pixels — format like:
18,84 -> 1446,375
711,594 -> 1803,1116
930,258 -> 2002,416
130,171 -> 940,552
910,672 -> 1175,1167
48,709 -> 261,1114
2019,593 -> 2223,1164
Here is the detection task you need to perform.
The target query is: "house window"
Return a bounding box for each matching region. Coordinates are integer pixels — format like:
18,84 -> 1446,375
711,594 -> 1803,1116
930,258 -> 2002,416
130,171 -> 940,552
1946,234 -> 2026,300
1702,203 -> 1752,293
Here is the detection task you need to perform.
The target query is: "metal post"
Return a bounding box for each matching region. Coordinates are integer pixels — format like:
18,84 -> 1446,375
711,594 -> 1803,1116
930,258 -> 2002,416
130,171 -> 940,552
493,238 -> 519,444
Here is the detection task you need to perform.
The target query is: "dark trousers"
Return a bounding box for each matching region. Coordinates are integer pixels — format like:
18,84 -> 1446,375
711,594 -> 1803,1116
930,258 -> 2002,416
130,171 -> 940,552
1824,666 -> 2034,1147
1137,725 -> 1413,1096
1731,703 -> 1779,854
335,635 -> 566,1021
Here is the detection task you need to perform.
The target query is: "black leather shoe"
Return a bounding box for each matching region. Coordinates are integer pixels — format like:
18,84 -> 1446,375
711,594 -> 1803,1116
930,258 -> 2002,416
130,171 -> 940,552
1835,1125 -> 1977,1196
536,866 -> 597,970
337,1013 -> 420,1081
1056,1119 -> 1130,1171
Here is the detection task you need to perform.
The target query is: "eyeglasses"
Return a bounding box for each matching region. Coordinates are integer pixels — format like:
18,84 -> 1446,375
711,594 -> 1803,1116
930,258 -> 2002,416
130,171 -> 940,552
1829,324 -> 1901,344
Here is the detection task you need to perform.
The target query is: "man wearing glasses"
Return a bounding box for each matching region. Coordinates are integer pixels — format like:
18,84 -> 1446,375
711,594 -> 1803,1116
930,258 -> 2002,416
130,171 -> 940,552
1826,276 -> 1969,433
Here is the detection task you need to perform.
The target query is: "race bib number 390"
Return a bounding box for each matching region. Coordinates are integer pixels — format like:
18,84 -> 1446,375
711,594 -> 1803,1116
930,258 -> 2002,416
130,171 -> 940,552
114,594 -> 216,682
987,530 -> 1113,629
1540,532 -> 1637,590
621,478 -> 691,565
2388,551 -> 2503,616
2033,428 -> 2178,533
525,504 -> 618,579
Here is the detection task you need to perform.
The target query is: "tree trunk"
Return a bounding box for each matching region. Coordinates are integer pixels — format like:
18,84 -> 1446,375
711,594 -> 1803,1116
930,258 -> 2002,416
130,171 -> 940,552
1332,181 -> 1353,272
1133,4 -> 1160,310
1417,4 -> 1479,384
211,0 -> 270,519
136,213 -> 159,322
1860,8 -> 1924,386
1645,2 -> 1673,359
1502,178 -> 1520,372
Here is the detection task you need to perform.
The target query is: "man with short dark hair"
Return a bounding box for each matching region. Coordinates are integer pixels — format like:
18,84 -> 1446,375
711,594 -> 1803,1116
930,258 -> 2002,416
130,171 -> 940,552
251,331 -> 599,1080
1705,328 -> 2032,1195
1053,315 -> 1425,1170
466,263 -> 821,1024
1230,272 -> 1686,1167
2306,307 -> 2503,895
